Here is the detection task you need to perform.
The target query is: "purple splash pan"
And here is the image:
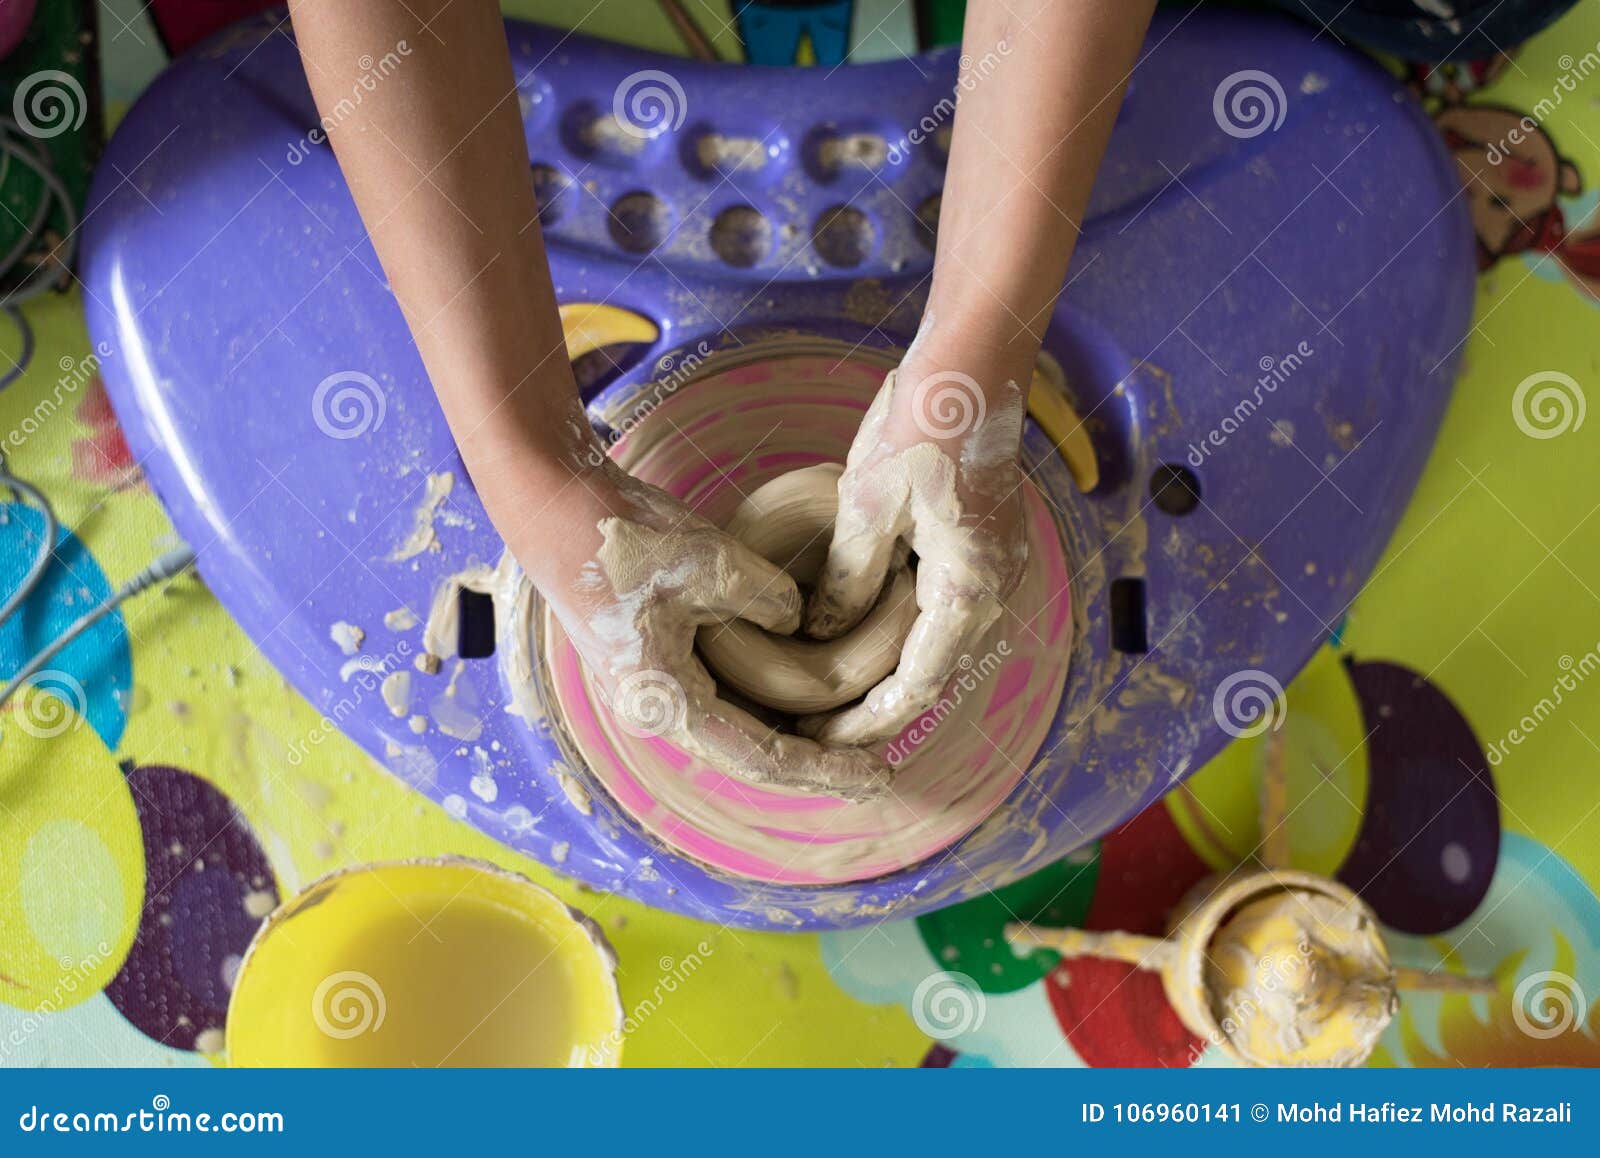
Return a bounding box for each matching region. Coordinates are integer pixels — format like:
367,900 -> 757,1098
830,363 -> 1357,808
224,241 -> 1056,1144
80,10 -> 1473,929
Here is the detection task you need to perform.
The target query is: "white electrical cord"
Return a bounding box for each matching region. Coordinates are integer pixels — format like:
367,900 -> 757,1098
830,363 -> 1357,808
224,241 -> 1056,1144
0,464 -> 196,714
0,115 -> 77,305
0,98 -> 191,714
0,463 -> 55,627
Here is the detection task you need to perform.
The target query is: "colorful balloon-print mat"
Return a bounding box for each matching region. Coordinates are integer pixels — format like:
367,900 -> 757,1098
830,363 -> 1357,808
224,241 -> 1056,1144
4,0 -> 1600,1067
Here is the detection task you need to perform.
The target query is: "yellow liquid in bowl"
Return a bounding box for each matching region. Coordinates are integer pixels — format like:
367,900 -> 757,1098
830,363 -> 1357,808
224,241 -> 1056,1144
226,859 -> 621,1067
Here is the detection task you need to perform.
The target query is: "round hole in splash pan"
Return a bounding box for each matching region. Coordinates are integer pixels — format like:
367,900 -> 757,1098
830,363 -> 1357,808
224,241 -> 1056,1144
536,340 -> 1076,886
1150,462 -> 1201,515
710,204 -> 773,267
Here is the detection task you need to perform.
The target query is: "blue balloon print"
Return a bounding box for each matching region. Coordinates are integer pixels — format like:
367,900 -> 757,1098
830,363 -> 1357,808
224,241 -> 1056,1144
0,503 -> 131,749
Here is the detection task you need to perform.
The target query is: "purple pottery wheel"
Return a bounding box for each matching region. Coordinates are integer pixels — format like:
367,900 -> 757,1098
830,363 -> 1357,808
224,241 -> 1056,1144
81,10 -> 1474,929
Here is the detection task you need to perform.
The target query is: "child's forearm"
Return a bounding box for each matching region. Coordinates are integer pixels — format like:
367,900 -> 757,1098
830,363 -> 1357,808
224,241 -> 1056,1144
287,2 -> 898,793
287,0 -> 583,507
913,0 -> 1157,390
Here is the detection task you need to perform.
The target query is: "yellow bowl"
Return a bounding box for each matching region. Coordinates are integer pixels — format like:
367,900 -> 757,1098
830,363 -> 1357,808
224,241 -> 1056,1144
226,857 -> 622,1067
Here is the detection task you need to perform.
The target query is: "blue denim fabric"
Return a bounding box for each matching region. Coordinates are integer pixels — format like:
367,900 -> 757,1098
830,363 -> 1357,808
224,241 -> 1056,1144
1270,0 -> 1580,61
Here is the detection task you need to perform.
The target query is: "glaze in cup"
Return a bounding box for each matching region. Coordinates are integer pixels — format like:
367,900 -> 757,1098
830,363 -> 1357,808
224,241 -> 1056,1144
226,857 -> 623,1067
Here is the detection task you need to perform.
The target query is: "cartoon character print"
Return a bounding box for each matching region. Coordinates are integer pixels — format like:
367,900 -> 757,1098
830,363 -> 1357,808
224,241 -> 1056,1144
72,376 -> 144,493
1435,103 -> 1600,303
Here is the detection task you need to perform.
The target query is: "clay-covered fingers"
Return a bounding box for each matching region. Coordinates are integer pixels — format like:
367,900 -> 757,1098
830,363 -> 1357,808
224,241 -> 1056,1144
690,533 -> 804,635
802,591 -> 1001,748
613,514 -> 804,635
674,690 -> 892,802
804,480 -> 904,641
606,641 -> 890,801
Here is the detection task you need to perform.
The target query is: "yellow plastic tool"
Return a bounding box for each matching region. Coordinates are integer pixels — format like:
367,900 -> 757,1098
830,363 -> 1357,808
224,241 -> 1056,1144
1027,352 -> 1099,493
1008,870 -> 1400,1066
1006,739 -> 1496,1068
558,302 -> 659,361
226,857 -> 622,1067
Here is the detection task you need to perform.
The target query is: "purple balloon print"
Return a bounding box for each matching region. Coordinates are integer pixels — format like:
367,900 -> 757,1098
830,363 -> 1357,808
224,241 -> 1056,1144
1337,659 -> 1500,934
104,765 -> 277,1051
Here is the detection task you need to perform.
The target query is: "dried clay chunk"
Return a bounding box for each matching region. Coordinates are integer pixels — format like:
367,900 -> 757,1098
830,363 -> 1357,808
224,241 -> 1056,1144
696,464 -> 916,713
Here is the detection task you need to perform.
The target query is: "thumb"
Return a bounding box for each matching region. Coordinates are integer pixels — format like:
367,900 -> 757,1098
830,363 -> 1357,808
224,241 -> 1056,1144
693,534 -> 804,634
